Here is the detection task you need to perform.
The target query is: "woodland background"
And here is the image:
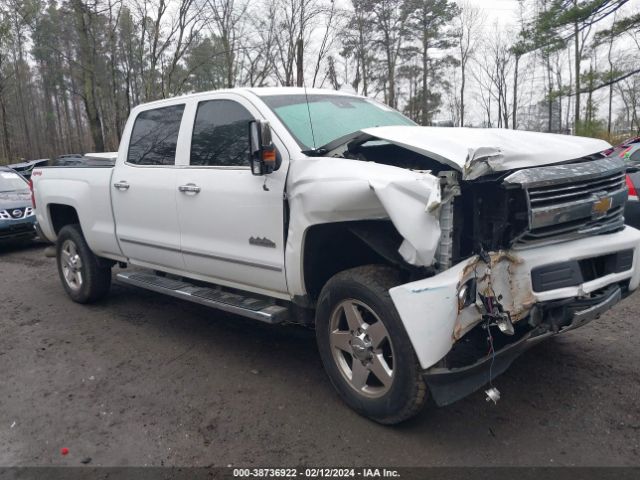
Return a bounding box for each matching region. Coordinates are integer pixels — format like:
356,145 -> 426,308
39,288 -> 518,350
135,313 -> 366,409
0,0 -> 639,163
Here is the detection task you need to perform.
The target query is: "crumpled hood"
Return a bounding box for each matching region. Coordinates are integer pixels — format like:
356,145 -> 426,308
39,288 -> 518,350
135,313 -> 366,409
360,126 -> 612,180
0,190 -> 31,211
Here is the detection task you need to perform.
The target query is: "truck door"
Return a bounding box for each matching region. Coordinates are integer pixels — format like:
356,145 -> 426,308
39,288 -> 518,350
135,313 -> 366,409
112,103 -> 186,270
175,96 -> 288,296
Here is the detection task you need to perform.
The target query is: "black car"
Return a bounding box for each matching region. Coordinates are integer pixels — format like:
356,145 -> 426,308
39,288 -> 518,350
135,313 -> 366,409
6,158 -> 49,179
0,166 -> 37,243
51,154 -> 85,166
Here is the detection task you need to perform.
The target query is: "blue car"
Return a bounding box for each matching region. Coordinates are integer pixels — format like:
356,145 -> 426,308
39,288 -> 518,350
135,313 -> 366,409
0,166 -> 37,243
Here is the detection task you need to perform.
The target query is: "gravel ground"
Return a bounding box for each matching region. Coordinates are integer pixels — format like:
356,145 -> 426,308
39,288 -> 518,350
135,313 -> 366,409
0,241 -> 639,467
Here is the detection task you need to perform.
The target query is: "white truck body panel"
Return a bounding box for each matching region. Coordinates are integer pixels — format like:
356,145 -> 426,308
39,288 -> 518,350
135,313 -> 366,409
112,166 -> 184,269
284,157 -> 442,299
33,168 -> 123,261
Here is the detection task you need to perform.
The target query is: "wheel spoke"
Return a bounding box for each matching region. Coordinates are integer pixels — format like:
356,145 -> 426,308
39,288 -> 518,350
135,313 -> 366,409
330,330 -> 352,353
350,360 -> 369,390
329,298 -> 396,398
343,301 -> 364,332
65,269 -> 77,287
369,353 -> 393,387
365,321 -> 388,348
60,239 -> 83,290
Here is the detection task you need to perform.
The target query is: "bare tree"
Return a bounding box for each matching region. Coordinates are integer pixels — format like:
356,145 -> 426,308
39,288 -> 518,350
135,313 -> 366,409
366,0 -> 408,108
206,0 -> 247,88
454,0 -> 483,126
311,0 -> 338,87
474,24 -> 514,128
70,0 -> 104,151
341,0 -> 375,95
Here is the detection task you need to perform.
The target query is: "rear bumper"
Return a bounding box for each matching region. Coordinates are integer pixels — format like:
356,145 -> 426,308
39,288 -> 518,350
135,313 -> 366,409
389,227 -> 640,372
422,285 -> 622,406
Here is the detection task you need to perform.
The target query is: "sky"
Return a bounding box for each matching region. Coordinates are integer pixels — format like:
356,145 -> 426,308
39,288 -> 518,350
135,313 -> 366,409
458,0 -> 521,26
444,0 -> 640,127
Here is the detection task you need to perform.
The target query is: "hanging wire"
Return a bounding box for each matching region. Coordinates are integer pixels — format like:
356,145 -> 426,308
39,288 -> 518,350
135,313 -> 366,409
303,82 -> 317,150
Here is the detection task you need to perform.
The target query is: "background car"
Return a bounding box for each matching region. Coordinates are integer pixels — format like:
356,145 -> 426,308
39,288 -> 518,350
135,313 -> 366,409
7,158 -> 49,179
0,166 -> 37,244
606,137 -> 640,229
626,170 -> 640,229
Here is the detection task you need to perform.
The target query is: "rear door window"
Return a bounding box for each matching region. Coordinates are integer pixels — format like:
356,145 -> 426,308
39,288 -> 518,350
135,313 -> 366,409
190,100 -> 253,167
127,104 -> 185,166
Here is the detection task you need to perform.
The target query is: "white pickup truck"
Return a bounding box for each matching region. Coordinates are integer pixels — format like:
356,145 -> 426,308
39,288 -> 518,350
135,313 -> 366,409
32,87 -> 640,424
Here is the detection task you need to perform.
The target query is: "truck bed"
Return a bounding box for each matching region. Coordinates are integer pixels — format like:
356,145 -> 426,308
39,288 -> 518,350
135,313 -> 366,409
32,165 -> 124,261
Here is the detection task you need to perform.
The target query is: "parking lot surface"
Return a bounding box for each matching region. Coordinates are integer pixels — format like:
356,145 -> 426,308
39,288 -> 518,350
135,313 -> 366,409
1,242 -> 639,467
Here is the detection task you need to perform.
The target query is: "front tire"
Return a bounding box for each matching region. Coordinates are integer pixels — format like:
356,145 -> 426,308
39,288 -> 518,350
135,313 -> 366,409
56,224 -> 111,303
315,265 -> 427,424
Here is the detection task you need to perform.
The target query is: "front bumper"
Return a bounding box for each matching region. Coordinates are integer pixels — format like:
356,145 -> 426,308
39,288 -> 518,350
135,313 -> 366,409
423,285 -> 622,406
0,216 -> 37,242
389,226 -> 640,374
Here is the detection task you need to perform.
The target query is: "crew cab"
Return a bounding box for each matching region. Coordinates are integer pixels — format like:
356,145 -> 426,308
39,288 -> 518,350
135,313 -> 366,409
32,88 -> 640,424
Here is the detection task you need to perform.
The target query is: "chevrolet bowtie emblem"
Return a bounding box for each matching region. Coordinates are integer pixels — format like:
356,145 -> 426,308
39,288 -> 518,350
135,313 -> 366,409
592,196 -> 613,218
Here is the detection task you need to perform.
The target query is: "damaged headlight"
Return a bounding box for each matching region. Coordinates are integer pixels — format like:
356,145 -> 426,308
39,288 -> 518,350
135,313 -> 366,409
457,279 -> 477,311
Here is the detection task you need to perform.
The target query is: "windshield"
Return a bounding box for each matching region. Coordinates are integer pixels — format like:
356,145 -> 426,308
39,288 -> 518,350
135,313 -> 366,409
0,170 -> 28,192
261,94 -> 415,150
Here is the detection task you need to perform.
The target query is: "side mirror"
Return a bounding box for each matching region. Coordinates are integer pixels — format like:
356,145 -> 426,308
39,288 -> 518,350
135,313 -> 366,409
249,120 -> 279,175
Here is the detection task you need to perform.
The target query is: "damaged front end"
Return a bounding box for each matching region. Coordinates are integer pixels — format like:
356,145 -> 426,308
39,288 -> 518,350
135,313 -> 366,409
388,154 -> 640,406
287,126 -> 640,405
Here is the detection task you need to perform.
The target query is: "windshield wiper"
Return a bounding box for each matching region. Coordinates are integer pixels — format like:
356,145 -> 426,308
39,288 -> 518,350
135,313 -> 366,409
301,131 -> 372,157
301,147 -> 329,156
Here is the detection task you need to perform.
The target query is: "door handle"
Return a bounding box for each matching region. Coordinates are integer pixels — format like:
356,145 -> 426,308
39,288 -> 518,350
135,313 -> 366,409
178,183 -> 201,194
114,181 -> 130,190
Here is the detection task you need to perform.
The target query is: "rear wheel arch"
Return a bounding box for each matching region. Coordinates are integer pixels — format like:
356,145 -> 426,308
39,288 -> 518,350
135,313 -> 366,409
48,204 -> 80,236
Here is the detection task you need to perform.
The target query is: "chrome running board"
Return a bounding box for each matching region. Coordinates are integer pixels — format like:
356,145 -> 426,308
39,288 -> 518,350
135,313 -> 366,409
115,272 -> 288,324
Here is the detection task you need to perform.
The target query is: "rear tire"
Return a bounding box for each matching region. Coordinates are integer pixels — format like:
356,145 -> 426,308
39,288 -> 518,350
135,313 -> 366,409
315,265 -> 427,424
56,224 -> 111,303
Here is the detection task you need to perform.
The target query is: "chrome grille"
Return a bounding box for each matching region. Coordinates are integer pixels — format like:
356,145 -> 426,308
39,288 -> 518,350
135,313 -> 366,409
504,157 -> 627,248
527,171 -> 625,207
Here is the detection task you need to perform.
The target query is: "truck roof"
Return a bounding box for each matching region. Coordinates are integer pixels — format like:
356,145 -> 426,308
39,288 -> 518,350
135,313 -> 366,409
133,87 -> 359,109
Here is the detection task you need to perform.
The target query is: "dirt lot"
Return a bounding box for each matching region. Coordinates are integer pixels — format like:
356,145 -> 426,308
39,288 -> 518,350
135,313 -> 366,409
1,241 -> 639,467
